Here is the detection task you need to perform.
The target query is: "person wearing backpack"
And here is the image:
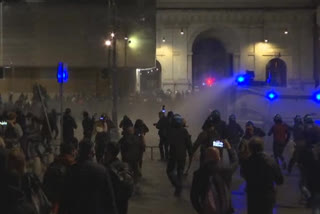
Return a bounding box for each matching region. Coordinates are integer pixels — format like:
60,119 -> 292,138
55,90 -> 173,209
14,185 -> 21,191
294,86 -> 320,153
190,141 -> 238,214
43,143 -> 76,214
104,143 -> 134,214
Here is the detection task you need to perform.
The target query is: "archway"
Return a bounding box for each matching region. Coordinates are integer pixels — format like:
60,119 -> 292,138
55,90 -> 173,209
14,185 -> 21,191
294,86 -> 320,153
140,60 -> 161,92
192,37 -> 232,89
266,58 -> 287,87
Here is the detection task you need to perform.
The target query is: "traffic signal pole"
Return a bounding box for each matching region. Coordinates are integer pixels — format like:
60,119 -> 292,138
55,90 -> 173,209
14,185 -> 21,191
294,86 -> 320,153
60,82 -> 63,144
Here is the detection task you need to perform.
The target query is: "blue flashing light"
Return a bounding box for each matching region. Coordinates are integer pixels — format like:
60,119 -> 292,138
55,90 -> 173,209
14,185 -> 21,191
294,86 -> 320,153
57,62 -> 69,83
236,76 -> 245,84
237,76 -> 245,83
312,91 -> 320,103
266,91 -> 278,101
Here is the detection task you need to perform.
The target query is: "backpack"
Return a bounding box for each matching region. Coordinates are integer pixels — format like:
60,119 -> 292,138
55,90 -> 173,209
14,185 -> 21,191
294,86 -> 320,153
109,161 -> 134,201
43,161 -> 67,202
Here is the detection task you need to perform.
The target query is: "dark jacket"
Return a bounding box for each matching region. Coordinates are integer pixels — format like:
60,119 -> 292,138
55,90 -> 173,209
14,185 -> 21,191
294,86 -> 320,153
167,126 -> 192,160
119,118 -> 133,130
119,134 -> 144,162
291,123 -> 304,142
202,119 -> 229,140
304,124 -> 320,147
61,160 -> 114,214
156,117 -> 169,138
191,149 -> 238,214
63,114 -> 77,142
241,152 -> 283,196
134,121 -> 149,136
43,154 -> 75,211
300,148 -> 320,195
227,122 -> 244,145
0,171 -> 37,214
82,117 -> 94,139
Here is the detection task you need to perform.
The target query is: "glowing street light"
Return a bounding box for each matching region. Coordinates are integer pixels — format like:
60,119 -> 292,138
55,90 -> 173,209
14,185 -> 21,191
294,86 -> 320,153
162,37 -> 166,43
105,40 -> 112,46
180,29 -> 184,35
284,29 -> 289,35
111,32 -> 115,38
264,39 -> 269,43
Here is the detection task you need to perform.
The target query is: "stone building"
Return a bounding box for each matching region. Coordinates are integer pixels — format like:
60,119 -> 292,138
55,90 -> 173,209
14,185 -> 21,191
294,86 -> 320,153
156,0 -> 320,92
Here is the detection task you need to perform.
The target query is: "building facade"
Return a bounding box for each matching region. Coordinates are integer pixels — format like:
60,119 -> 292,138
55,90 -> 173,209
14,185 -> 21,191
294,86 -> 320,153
156,0 -> 320,92
0,0 -> 156,96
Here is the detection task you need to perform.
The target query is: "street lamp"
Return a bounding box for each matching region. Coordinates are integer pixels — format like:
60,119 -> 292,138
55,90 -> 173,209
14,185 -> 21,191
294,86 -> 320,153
105,40 -> 112,46
111,32 -> 115,38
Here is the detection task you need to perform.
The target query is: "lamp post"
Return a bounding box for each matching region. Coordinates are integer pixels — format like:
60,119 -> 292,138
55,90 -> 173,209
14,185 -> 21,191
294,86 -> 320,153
107,0 -> 119,128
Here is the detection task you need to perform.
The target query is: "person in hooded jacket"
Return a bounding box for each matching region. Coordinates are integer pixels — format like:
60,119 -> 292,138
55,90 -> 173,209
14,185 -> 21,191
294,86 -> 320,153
191,141 -> 238,214
119,126 -> 144,184
166,114 -> 192,197
227,114 -> 244,152
202,110 -> 228,139
119,116 -> 134,135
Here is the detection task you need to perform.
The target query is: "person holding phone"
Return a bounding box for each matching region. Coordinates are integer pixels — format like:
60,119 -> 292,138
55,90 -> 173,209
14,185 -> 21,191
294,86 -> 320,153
191,140 -> 238,214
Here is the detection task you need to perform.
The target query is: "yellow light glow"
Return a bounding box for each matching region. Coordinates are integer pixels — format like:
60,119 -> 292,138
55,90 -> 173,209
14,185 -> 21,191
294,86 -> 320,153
128,36 -> 139,49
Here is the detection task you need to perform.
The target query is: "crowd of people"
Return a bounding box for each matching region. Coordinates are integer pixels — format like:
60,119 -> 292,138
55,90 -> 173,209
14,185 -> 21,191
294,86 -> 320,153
156,109 -> 320,214
0,101 -> 319,214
